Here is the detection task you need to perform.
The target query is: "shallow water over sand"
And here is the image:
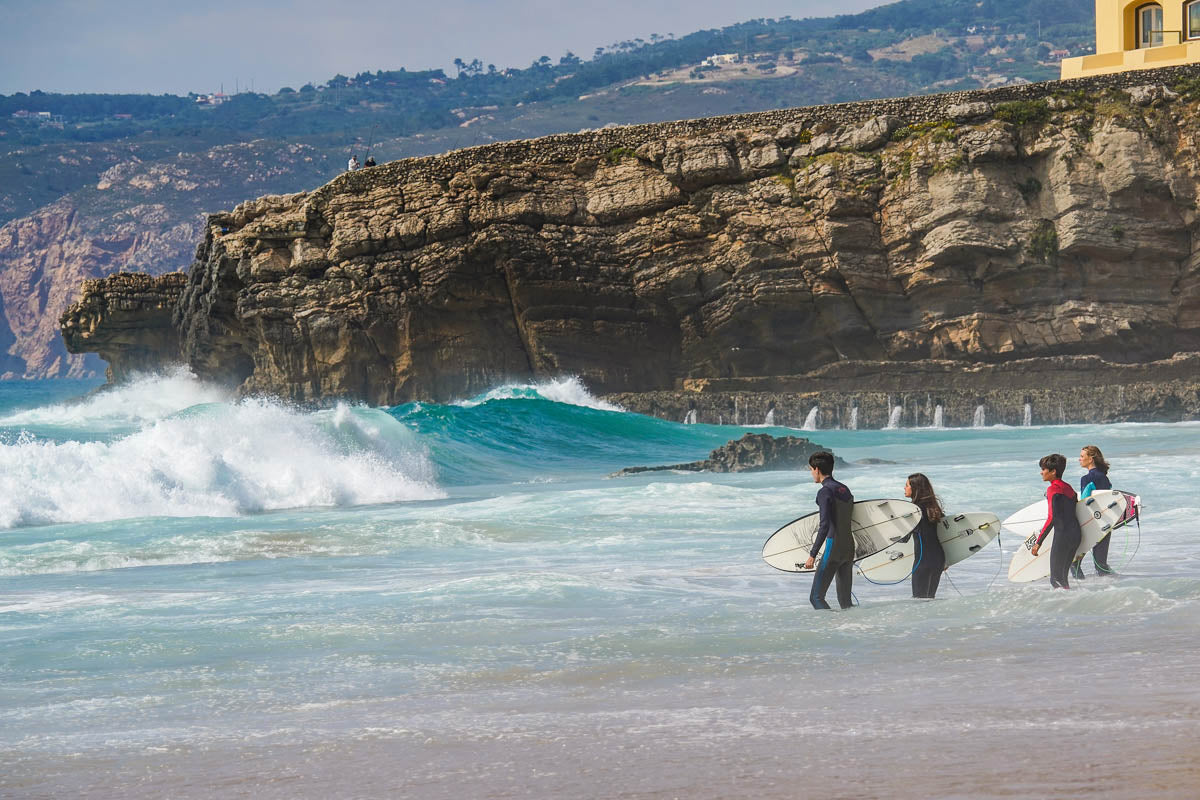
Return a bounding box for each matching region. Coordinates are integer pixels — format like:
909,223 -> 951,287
2,375 -> 1197,798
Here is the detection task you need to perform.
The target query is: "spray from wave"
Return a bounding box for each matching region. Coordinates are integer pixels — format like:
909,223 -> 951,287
0,367 -> 231,434
0,395 -> 443,530
454,377 -> 625,413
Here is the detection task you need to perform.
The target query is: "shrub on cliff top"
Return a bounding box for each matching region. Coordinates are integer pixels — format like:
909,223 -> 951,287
606,146 -> 638,165
994,100 -> 1051,127
891,120 -> 955,142
931,153 -> 965,175
1172,77 -> 1200,101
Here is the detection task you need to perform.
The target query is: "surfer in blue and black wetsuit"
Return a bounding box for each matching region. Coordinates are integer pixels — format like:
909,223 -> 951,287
900,473 -> 947,599
802,451 -> 855,610
1071,444 -> 1115,579
1030,453 -> 1080,589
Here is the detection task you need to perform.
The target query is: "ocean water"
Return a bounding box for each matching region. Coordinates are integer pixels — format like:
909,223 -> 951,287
1,372 -> 1198,799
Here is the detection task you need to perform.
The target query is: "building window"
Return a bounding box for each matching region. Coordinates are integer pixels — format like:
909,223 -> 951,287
1188,1 -> 1200,39
1138,4 -> 1164,47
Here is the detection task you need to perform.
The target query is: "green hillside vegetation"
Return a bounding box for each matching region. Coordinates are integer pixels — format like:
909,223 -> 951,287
4,0 -> 1094,138
0,0 -> 1096,230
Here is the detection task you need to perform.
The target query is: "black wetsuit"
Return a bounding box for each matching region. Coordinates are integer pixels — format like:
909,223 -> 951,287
1080,467 -> 1114,572
1038,479 -> 1080,589
904,510 -> 946,599
809,477 -> 855,610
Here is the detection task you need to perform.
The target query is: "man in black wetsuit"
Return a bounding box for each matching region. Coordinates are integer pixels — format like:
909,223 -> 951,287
803,451 -> 856,610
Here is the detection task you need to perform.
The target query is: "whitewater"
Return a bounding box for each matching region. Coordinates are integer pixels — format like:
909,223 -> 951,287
1,373 -> 1198,798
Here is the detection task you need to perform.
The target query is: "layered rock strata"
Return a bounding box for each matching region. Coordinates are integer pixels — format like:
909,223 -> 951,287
59,272 -> 187,382
61,65 -> 1200,419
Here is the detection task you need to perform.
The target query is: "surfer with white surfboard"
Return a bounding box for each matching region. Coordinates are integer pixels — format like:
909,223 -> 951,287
1029,453 -> 1082,589
897,473 -> 947,599
802,451 -> 856,610
1073,445 -> 1116,578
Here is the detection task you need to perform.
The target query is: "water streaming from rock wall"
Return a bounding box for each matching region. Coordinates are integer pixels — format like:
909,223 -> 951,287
848,407 -> 858,431
886,405 -> 903,429
933,405 -> 944,429
764,408 -> 775,426
972,405 -> 986,428
1023,403 -> 1032,427
683,409 -> 697,425
801,406 -> 819,430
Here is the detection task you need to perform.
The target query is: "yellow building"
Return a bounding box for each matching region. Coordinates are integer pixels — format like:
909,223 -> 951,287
1061,1 -> 1200,78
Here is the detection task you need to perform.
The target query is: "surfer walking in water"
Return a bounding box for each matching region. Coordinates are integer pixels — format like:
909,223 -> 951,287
803,451 -> 855,610
1030,453 -> 1081,589
899,473 -> 947,599
1072,445 -> 1116,578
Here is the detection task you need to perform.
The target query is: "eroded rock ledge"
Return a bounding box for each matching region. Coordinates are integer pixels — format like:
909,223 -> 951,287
59,272 -> 186,382
60,65 -> 1200,419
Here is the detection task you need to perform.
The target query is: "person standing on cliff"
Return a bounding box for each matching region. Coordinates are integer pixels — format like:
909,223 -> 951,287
347,154 -> 360,171
803,451 -> 856,610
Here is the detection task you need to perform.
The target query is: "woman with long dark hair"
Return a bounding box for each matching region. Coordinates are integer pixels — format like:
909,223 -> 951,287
1074,444 -> 1115,577
903,472 -> 947,598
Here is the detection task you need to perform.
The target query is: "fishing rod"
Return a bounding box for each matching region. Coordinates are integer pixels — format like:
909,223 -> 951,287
365,122 -> 379,160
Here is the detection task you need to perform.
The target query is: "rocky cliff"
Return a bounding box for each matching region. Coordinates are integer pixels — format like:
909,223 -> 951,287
61,65 -> 1200,421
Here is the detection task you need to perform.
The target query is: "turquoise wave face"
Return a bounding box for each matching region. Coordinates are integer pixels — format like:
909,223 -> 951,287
390,396 -> 738,486
0,372 -> 779,530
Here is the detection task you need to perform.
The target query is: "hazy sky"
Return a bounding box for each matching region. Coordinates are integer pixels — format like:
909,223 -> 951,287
0,0 -> 890,96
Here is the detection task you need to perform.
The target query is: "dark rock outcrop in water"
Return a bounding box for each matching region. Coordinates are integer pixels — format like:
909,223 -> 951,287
610,433 -> 837,477
59,65 -> 1200,422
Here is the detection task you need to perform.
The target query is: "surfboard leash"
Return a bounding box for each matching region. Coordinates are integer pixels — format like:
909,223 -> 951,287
1106,503 -> 1142,572
985,529 -> 1005,592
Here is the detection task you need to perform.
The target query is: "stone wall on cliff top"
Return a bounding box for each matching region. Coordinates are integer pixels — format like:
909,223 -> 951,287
62,65 -> 1200,408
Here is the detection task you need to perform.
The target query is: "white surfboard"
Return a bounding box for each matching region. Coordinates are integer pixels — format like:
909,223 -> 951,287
1003,489 -> 1127,583
856,511 -> 1001,583
762,498 -> 921,573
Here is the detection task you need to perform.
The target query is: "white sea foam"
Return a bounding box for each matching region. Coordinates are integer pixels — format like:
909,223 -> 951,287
0,367 -> 231,432
0,398 -> 443,530
455,377 -> 625,412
